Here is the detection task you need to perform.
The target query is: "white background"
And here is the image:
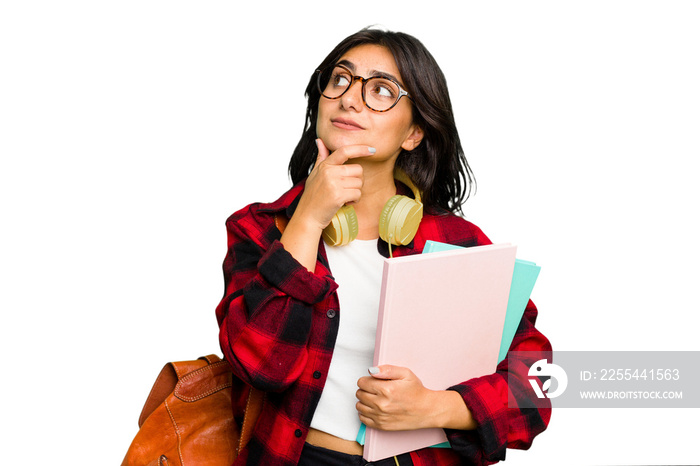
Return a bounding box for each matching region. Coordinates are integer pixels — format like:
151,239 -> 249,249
1,1 -> 699,464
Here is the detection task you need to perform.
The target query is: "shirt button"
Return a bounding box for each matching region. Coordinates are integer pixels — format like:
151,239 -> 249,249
326,309 -> 336,318
295,429 -> 302,438
313,371 -> 322,379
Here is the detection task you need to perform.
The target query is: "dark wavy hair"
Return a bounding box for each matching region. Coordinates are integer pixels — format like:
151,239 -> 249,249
288,28 -> 474,214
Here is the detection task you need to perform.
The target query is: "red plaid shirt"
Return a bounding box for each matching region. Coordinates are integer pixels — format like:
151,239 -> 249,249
216,181 -> 551,466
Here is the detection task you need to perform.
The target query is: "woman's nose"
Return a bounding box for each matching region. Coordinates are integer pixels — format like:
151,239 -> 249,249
339,78 -> 364,112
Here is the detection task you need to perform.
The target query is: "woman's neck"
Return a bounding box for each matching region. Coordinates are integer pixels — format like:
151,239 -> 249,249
351,164 -> 397,240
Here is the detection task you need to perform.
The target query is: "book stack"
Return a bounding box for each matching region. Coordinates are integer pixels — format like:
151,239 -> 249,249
358,241 -> 541,461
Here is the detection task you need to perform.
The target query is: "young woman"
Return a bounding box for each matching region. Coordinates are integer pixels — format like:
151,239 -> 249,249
216,28 -> 551,466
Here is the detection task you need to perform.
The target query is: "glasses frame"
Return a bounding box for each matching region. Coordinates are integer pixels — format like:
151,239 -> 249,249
316,64 -> 412,113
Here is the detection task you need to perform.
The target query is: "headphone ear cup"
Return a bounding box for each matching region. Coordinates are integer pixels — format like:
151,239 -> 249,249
322,205 -> 359,246
379,195 -> 423,246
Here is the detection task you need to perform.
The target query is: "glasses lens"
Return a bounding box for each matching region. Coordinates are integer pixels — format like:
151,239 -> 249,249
364,77 -> 401,111
319,66 -> 352,98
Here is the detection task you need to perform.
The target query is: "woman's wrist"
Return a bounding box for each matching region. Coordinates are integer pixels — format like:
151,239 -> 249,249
280,213 -> 325,273
429,389 -> 477,431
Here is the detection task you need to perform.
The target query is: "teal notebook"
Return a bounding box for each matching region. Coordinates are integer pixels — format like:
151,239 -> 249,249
357,240 -> 540,448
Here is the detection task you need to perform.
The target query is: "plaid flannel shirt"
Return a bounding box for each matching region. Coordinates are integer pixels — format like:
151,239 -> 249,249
216,181 -> 551,466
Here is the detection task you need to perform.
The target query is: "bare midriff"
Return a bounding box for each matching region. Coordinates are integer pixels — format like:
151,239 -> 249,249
305,428 -> 364,456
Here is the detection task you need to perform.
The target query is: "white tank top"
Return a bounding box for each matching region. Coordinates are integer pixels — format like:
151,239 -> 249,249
310,238 -> 385,441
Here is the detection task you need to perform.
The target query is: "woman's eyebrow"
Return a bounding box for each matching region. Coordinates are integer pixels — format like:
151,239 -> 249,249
370,69 -> 402,84
336,59 -> 403,84
336,59 -> 356,72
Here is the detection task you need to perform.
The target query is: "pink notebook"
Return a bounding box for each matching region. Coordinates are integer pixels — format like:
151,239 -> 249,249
363,243 -> 517,461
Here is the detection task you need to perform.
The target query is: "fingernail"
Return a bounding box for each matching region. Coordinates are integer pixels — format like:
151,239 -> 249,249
369,367 -> 380,375
368,147 -> 376,154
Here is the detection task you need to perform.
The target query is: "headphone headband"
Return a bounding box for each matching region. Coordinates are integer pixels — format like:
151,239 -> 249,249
392,168 -> 422,206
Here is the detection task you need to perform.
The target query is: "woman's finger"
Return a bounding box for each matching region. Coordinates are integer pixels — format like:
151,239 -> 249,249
314,138 -> 330,167
323,144 -> 376,166
333,164 -> 364,190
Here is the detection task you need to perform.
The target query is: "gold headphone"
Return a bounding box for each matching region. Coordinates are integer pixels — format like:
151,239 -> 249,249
322,169 -> 423,248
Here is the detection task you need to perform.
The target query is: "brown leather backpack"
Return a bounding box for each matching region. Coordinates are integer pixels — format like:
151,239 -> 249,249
121,354 -> 263,466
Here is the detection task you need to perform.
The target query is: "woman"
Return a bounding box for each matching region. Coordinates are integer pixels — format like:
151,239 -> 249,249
216,28 -> 551,466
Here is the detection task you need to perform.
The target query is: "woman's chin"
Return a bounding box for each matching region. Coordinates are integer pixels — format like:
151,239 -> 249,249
325,135 -> 369,153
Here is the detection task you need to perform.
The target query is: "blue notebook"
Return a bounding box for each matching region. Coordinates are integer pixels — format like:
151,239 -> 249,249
357,240 -> 540,448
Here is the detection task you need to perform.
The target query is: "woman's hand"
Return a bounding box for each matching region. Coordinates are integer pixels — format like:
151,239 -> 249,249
280,139 -> 374,272
295,138 -> 375,231
356,365 -> 478,432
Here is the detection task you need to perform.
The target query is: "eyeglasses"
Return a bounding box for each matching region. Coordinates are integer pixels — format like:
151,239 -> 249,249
316,64 -> 411,112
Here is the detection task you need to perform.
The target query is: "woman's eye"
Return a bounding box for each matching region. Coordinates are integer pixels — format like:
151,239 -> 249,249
332,74 -> 350,87
377,86 -> 393,97
370,81 -> 396,99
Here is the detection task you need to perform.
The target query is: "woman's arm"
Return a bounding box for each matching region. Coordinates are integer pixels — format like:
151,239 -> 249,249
217,141 -> 373,391
216,206 -> 338,392
356,365 -> 477,431
281,139 -> 372,271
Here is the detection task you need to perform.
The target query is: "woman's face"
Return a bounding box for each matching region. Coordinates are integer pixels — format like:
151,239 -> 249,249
316,44 -> 423,164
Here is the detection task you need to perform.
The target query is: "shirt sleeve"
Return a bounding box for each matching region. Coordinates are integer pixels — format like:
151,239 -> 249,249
215,206 -> 338,393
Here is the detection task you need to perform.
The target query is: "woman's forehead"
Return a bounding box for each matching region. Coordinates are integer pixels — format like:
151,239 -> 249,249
336,44 -> 401,79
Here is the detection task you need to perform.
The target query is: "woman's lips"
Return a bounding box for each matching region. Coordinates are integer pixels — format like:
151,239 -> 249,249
331,118 -> 364,130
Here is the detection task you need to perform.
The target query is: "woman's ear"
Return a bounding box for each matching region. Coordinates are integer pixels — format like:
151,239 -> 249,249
401,125 -> 424,151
